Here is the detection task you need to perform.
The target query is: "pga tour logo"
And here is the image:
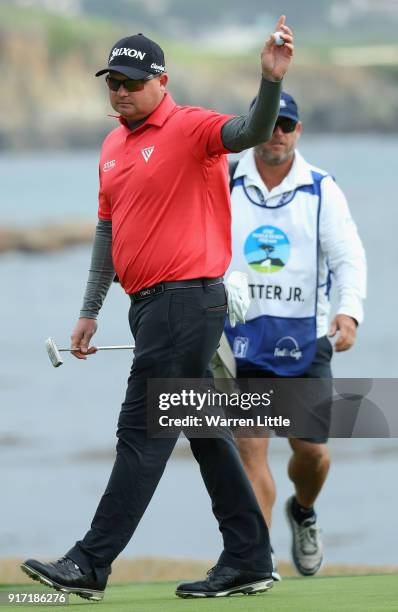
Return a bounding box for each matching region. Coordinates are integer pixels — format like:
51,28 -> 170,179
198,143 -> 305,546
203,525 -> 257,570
103,159 -> 116,172
233,337 -> 250,359
110,47 -> 147,62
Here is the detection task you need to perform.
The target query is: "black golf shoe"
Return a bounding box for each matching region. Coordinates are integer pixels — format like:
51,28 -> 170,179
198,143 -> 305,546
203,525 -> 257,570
175,564 -> 273,598
20,557 -> 107,601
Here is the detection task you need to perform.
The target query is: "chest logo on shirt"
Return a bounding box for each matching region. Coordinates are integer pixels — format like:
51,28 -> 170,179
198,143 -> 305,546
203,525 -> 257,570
141,146 -> 155,163
244,225 -> 290,274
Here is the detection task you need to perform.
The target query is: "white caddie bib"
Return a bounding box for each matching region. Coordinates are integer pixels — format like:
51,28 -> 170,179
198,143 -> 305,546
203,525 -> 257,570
225,169 -> 329,375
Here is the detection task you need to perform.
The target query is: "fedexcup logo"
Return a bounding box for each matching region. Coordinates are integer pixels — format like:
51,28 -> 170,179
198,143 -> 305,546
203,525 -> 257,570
274,336 -> 302,360
110,47 -> 147,62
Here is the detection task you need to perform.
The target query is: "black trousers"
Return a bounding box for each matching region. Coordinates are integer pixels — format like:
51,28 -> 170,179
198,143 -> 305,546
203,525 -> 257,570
67,283 -> 271,579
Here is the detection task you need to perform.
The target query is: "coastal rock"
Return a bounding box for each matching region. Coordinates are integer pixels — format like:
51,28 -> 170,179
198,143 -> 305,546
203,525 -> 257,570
0,223 -> 95,253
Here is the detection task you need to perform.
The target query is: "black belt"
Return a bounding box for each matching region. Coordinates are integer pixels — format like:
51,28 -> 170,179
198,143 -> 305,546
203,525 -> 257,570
130,277 -> 224,303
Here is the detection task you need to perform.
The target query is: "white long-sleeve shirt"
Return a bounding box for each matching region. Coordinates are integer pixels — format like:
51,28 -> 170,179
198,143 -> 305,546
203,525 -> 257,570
232,149 -> 367,337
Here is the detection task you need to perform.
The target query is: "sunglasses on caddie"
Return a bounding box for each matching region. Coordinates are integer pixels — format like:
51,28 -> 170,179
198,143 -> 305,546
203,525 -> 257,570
106,74 -> 158,92
273,118 -> 298,133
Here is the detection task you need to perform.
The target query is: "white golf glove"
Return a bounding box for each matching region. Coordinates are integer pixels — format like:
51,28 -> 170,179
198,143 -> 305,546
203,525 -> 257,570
225,271 -> 251,328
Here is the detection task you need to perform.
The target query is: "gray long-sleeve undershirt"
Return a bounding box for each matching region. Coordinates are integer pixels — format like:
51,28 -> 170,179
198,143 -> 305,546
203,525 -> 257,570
79,77 -> 282,319
79,219 -> 114,319
221,77 -> 281,152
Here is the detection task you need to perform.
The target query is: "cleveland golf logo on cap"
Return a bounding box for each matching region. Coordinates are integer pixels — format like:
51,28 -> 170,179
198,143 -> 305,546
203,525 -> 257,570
110,47 -> 147,62
151,62 -> 165,72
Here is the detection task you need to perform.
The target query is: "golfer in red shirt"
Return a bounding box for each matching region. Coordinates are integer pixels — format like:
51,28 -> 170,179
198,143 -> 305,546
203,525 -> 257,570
22,16 -> 294,600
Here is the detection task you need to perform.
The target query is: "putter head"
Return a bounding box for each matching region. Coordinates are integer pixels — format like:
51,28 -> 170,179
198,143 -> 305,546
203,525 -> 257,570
45,337 -> 63,368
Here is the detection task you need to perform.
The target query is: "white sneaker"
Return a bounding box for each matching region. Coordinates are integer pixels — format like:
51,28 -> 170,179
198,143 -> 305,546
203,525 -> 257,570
271,548 -> 282,582
285,496 -> 323,576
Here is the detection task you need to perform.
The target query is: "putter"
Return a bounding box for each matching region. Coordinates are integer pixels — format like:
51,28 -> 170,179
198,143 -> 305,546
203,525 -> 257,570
45,337 -> 135,368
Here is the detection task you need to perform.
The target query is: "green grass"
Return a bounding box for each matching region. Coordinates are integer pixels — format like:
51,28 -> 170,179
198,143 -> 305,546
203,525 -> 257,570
1,575 -> 398,612
250,264 -> 284,273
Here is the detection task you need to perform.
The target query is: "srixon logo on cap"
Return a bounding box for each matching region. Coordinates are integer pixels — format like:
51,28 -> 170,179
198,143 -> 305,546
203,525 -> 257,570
110,47 -> 147,62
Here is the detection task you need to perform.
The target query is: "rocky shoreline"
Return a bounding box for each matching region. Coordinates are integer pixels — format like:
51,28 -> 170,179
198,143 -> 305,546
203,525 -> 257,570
0,223 -> 95,254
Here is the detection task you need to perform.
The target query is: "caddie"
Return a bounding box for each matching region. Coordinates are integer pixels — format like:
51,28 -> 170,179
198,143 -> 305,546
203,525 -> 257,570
224,92 -> 367,577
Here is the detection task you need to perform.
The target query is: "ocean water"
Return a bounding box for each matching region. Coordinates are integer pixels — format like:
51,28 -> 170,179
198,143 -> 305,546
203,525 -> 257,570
1,137 -> 397,567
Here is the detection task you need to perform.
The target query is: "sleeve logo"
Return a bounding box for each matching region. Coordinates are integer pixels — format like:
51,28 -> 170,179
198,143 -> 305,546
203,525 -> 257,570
103,160 -> 116,172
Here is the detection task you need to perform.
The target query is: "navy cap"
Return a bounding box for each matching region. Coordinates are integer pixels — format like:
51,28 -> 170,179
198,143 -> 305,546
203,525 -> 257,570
95,33 -> 165,80
250,91 -> 299,122
278,92 -> 299,121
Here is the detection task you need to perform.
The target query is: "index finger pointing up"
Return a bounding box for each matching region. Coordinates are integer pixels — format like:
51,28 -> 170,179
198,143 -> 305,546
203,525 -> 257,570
275,15 -> 286,31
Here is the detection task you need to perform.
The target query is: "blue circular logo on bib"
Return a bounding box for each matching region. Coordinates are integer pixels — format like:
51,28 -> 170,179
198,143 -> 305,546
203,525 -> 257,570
244,225 -> 290,273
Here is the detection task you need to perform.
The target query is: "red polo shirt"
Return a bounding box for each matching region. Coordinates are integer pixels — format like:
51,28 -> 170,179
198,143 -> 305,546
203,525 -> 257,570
98,92 -> 235,294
